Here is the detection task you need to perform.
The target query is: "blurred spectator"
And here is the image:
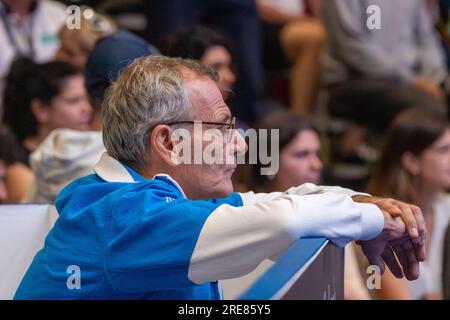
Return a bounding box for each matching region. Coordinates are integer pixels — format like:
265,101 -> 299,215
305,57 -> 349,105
21,30 -> 160,204
55,8 -> 116,70
323,0 -> 447,129
2,58 -> 92,165
323,0 -> 447,190
23,129 -> 105,203
252,110 -> 322,191
257,0 -> 325,114
144,0 -> 264,123
164,26 -> 236,104
0,126 -> 33,203
0,0 -> 67,115
368,108 -> 450,300
252,110 -> 370,300
85,30 -> 160,130
324,0 -> 446,96
429,0 -> 450,108
430,0 -> 450,68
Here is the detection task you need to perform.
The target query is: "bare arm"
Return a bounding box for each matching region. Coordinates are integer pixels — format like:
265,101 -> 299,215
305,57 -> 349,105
4,163 -> 34,203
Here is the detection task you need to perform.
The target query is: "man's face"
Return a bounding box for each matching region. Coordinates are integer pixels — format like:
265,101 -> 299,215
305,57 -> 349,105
174,76 -> 247,200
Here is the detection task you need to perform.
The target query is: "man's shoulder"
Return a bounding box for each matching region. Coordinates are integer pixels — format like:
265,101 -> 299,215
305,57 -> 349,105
56,173 -> 244,221
54,173 -> 137,213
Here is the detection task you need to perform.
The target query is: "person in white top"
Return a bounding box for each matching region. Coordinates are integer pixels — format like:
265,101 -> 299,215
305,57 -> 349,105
23,128 -> 105,204
369,107 -> 450,300
0,0 -> 66,115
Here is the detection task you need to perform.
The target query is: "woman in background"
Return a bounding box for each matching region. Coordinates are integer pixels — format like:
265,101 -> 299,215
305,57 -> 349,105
252,110 -> 322,191
368,108 -> 450,300
164,25 -> 236,104
251,110 -> 370,300
2,58 -> 93,166
2,58 -> 92,202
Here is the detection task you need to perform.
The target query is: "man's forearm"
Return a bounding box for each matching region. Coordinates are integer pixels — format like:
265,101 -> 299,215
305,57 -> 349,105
188,193 -> 384,284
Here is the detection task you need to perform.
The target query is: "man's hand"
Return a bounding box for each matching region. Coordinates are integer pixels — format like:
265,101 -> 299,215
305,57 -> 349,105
352,196 -> 427,280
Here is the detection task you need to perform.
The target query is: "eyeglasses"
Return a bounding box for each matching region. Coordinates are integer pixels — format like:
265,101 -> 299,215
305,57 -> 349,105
167,116 -> 237,143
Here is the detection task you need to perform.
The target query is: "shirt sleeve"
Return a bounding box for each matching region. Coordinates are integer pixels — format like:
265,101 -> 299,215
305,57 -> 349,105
188,192 -> 383,284
105,186 -> 383,291
239,182 -> 369,206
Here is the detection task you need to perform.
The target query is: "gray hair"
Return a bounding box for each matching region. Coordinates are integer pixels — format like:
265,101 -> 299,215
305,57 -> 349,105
102,56 -> 219,171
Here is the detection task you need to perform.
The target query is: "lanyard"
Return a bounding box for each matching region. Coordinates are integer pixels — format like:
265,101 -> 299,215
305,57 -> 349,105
0,2 -> 36,60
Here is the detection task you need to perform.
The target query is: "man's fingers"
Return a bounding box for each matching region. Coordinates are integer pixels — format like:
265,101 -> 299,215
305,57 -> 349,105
392,242 -> 420,281
391,245 -> 410,277
395,203 -> 419,239
411,205 -> 427,262
378,201 -> 403,217
402,240 -> 420,281
381,246 -> 403,278
411,231 -> 427,262
365,253 -> 385,275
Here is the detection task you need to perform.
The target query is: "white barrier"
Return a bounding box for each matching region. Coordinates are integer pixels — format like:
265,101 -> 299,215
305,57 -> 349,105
0,205 -> 58,300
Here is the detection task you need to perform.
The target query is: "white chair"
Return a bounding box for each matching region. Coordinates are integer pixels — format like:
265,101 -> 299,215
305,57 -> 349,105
0,205 -> 57,300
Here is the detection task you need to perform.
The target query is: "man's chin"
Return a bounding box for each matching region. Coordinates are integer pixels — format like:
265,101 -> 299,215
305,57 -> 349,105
210,182 -> 234,199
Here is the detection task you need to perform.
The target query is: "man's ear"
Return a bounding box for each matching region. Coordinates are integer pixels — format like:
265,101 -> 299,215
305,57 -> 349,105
401,151 -> 421,176
30,99 -> 50,125
150,125 -> 177,167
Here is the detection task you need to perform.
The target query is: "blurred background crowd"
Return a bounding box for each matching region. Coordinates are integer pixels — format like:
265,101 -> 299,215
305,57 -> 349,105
1,0 -> 450,300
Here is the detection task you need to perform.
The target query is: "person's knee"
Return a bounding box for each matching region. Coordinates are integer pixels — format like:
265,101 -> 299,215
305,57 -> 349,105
280,19 -> 325,55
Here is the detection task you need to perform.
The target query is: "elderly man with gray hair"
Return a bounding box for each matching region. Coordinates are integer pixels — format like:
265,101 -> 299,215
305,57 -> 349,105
15,56 -> 426,300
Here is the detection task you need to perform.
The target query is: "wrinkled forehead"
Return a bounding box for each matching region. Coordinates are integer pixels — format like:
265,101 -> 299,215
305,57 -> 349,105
184,75 -> 231,122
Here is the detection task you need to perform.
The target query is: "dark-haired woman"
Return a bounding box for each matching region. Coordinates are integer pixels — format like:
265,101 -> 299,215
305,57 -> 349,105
368,108 -> 450,300
2,58 -> 92,202
252,110 -> 322,191
2,58 -> 93,165
164,25 -> 236,103
249,110 -> 370,300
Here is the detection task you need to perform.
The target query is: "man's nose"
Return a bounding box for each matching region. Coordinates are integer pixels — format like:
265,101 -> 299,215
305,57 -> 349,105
232,129 -> 248,156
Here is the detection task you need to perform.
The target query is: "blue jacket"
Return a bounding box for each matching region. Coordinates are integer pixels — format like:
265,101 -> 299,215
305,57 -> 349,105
14,153 -> 383,300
